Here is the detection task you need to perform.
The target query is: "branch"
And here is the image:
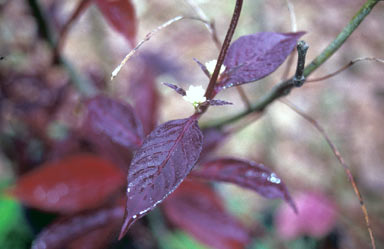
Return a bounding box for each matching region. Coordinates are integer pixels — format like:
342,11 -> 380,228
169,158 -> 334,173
203,0 -> 380,129
111,16 -> 211,80
26,0 -> 97,97
306,57 -> 384,83
281,100 -> 376,249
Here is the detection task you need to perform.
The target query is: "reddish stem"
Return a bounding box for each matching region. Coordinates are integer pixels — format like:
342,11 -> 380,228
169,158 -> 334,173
204,0 -> 243,101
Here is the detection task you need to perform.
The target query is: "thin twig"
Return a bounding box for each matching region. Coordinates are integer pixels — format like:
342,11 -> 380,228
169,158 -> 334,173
285,0 -> 297,32
235,86 -> 252,109
307,57 -> 384,83
111,16 -> 210,80
27,0 -> 97,97
55,0 -> 92,56
281,99 -> 376,249
281,0 -> 298,81
184,0 -> 221,49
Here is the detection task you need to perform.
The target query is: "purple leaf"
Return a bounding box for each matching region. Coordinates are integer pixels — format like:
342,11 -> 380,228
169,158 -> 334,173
198,128 -> 228,164
163,180 -> 251,249
208,99 -> 233,106
119,116 -> 204,238
82,95 -> 144,169
129,63 -> 159,135
83,95 -> 144,149
192,158 -> 297,213
162,82 -> 186,96
217,32 -> 305,91
32,201 -> 124,249
193,58 -> 210,78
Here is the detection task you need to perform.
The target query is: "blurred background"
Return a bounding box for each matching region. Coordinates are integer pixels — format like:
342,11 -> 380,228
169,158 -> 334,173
0,0 -> 383,248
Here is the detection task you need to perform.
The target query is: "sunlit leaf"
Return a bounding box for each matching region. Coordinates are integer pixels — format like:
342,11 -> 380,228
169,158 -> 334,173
10,154 -> 125,213
163,180 -> 251,249
95,0 -> 137,47
192,158 -> 297,212
119,116 -> 203,238
216,32 -> 305,91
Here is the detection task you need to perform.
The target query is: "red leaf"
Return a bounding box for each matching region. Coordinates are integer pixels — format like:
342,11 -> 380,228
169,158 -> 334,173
10,154 -> 125,213
95,0 -> 137,47
217,32 -> 305,91
163,180 -> 251,249
32,202 -> 124,249
192,158 -> 297,213
119,116 -> 203,238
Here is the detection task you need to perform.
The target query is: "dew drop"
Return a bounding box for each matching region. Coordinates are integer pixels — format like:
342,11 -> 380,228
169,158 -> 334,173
268,173 -> 281,184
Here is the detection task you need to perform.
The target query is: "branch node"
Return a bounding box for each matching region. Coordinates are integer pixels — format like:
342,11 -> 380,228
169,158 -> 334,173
293,40 -> 309,87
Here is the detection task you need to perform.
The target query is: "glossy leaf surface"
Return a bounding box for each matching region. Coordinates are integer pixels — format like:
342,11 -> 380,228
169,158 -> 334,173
163,180 -> 251,249
193,158 -> 297,212
95,0 -> 137,47
84,95 -> 144,150
11,154 -> 125,214
217,32 -> 305,91
32,203 -> 124,249
119,116 -> 203,238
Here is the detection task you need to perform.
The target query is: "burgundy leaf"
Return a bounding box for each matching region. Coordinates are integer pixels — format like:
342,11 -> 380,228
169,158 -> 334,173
216,32 -> 305,91
208,99 -> 233,106
163,82 -> 186,96
129,65 -> 159,135
84,95 -> 144,150
163,180 -> 251,249
10,154 -> 125,214
198,128 -> 228,164
192,158 -> 297,213
67,225 -> 117,249
32,202 -> 124,249
95,0 -> 137,47
119,116 -> 203,238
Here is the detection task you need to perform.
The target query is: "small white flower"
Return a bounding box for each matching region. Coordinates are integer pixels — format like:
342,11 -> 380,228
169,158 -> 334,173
205,60 -> 226,76
183,85 -> 207,107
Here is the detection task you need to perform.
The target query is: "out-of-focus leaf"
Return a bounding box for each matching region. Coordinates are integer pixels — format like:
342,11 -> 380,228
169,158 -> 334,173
192,158 -> 297,212
163,82 -> 186,96
82,95 -> 144,170
198,128 -> 227,164
67,223 -> 118,249
216,32 -> 305,91
129,67 -> 159,135
0,196 -> 31,249
84,95 -> 144,149
10,154 -> 125,214
95,0 -> 137,47
31,202 -> 124,249
119,116 -> 203,238
162,180 -> 251,249
208,99 -> 233,106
